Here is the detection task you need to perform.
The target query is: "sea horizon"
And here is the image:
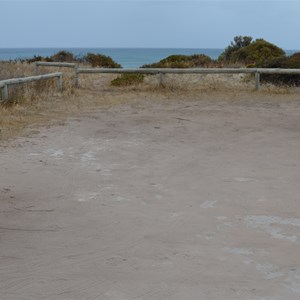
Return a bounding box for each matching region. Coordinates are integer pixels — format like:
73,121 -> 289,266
0,47 -> 299,68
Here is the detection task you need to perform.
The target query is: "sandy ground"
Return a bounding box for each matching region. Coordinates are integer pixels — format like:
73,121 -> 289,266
1,91 -> 300,299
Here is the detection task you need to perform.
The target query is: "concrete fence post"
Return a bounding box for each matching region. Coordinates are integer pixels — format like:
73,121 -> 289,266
57,75 -> 63,93
159,72 -> 164,86
255,72 -> 260,90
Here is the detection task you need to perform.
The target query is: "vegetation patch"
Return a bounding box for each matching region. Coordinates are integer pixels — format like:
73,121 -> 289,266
111,74 -> 144,86
142,54 -> 213,68
25,51 -> 75,63
233,39 -> 285,65
20,51 -> 122,68
218,36 -> 285,65
217,36 -> 300,86
260,52 -> 300,86
81,53 -> 121,68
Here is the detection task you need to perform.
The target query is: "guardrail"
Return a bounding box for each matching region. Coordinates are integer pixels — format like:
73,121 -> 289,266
35,62 -> 78,87
0,72 -> 63,101
77,67 -> 300,90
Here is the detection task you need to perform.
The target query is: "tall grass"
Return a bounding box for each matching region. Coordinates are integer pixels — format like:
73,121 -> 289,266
0,61 -> 77,140
0,62 -> 76,102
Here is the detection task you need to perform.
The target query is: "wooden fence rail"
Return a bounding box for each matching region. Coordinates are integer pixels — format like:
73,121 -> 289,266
35,62 -> 78,87
0,72 -> 63,101
32,62 -> 300,90
1,64 -> 300,102
77,67 -> 300,90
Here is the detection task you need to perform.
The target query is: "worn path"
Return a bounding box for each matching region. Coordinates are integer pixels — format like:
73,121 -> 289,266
1,94 -> 300,299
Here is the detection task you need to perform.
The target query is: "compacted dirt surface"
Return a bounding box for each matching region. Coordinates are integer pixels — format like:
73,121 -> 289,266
1,92 -> 300,299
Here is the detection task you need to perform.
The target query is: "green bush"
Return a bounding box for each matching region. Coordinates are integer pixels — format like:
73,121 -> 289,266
25,55 -> 53,63
142,54 -> 213,68
234,39 -> 285,65
26,55 -> 46,63
285,52 -> 300,68
24,51 -> 121,67
111,74 -> 144,86
260,52 -> 300,86
83,53 -> 121,68
50,51 -> 74,62
25,51 -> 74,63
219,37 -> 285,66
219,36 -> 253,62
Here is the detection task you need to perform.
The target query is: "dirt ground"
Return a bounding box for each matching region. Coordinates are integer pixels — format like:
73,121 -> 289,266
1,90 -> 300,299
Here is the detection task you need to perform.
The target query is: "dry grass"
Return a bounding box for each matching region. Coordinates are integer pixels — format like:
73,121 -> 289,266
1,62 -> 298,142
0,61 -> 34,80
0,62 -> 76,141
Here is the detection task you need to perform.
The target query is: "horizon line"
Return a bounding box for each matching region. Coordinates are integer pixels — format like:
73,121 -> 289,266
0,46 -> 225,49
1,47 -> 299,50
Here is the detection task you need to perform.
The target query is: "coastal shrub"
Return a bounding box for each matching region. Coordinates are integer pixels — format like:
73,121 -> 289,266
285,52 -> 300,68
50,51 -> 74,62
219,37 -> 285,66
233,39 -> 285,65
219,36 -> 253,62
26,51 -> 75,63
25,55 -> 55,63
23,51 -> 121,67
260,52 -> 300,86
24,51 -> 74,64
26,55 -> 50,63
190,54 -> 213,67
142,54 -> 213,68
83,53 -> 121,68
111,74 -> 144,86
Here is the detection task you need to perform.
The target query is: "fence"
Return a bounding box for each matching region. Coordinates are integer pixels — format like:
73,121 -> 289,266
77,67 -> 300,90
35,62 -> 78,87
2,63 -> 300,102
33,62 -> 300,90
0,72 -> 63,101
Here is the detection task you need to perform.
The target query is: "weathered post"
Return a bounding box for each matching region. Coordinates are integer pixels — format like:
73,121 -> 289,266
255,72 -> 260,90
57,74 -> 63,93
159,72 -> 164,87
74,64 -> 79,88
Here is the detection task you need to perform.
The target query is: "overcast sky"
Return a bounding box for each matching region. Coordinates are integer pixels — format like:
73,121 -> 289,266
1,0 -> 299,49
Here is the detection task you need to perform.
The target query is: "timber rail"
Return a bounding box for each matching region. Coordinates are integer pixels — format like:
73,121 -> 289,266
0,72 -> 63,101
2,61 -> 300,102
34,62 -> 300,90
33,62 -> 300,90
35,62 -> 78,87
77,67 -> 300,90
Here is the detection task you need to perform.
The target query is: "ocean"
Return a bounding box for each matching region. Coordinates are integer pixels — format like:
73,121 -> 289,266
1,48 -> 223,68
0,48 -> 298,68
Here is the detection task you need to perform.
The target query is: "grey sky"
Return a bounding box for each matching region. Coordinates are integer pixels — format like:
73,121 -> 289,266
1,0 -> 299,49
